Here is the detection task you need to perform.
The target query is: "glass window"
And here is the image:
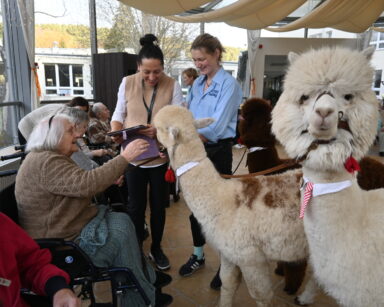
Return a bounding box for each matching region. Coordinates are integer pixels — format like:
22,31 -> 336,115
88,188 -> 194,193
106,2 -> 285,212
373,70 -> 382,89
46,89 -> 57,95
58,64 -> 70,87
74,89 -> 84,95
72,65 -> 83,87
44,64 -> 56,87
0,106 -> 15,148
371,31 -> 378,42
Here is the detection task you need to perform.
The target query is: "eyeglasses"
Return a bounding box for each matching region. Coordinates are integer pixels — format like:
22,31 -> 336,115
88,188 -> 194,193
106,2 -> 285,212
48,115 -> 55,129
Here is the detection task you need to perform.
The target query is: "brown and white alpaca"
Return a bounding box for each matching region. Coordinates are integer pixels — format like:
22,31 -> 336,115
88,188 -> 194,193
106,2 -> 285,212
272,46 -> 384,307
238,97 -> 306,295
154,105 -> 307,307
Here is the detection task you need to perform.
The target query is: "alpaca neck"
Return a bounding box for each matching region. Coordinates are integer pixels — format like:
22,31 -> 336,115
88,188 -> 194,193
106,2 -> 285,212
169,138 -> 207,170
303,166 -> 355,183
169,139 -> 228,230
302,165 -> 362,224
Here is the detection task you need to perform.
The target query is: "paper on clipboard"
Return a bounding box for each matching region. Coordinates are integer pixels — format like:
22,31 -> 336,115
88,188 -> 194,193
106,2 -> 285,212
116,126 -> 159,161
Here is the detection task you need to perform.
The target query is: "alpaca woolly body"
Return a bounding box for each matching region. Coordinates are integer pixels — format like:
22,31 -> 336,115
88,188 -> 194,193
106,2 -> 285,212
272,46 -> 384,307
154,105 -> 308,307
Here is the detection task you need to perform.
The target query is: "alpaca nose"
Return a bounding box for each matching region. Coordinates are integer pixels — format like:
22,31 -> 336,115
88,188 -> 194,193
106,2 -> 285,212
316,107 -> 334,119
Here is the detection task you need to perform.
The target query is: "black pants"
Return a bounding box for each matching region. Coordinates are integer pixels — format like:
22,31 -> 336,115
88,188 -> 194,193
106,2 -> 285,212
125,163 -> 169,250
190,140 -> 233,247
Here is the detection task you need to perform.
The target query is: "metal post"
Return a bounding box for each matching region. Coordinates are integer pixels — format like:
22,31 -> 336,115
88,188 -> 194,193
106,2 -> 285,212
200,22 -> 205,34
89,0 -> 97,98
89,0 -> 98,55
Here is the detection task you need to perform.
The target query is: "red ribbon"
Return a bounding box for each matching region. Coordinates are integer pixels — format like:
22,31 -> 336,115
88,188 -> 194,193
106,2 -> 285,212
344,156 -> 360,173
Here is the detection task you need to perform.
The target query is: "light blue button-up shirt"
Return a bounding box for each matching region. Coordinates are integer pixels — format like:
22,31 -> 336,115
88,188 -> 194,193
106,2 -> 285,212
189,67 -> 242,143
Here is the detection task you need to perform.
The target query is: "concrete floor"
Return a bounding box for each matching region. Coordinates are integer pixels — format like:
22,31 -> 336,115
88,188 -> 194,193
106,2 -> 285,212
84,143 -> 384,306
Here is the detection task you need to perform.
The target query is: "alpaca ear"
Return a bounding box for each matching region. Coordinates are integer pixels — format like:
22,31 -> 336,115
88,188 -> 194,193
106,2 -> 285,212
288,52 -> 299,64
194,118 -> 215,129
169,126 -> 180,142
362,46 -> 375,60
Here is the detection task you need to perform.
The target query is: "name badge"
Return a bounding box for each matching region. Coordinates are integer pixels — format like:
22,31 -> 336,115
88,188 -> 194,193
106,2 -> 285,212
0,278 -> 11,287
208,89 -> 218,97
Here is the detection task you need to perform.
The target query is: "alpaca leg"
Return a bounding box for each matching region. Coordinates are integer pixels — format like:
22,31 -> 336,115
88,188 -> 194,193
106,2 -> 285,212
294,273 -> 319,306
283,260 -> 307,295
219,256 -> 241,307
241,263 -> 273,307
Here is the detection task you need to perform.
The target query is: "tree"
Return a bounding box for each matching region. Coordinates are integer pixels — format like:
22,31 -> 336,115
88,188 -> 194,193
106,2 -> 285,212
222,46 -> 245,62
102,3 -> 198,73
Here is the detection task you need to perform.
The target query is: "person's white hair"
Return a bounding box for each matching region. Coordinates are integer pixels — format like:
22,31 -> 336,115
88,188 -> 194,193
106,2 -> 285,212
26,113 -> 73,152
62,107 -> 89,126
91,102 -> 106,118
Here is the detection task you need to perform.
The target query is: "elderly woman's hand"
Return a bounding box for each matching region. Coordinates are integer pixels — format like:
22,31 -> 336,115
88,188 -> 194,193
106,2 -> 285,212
121,139 -> 149,162
138,125 -> 157,139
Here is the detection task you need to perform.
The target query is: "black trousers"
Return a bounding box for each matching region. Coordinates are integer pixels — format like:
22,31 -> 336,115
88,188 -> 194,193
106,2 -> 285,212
190,140 -> 233,247
125,163 -> 169,250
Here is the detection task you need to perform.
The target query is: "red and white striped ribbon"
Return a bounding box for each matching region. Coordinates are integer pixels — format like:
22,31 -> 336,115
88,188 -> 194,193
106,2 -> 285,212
300,181 -> 314,219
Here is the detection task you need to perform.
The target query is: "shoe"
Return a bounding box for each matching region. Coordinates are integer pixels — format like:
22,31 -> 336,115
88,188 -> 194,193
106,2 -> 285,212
155,290 -> 173,307
149,248 -> 171,271
210,267 -> 222,290
154,270 -> 172,288
179,254 -> 205,277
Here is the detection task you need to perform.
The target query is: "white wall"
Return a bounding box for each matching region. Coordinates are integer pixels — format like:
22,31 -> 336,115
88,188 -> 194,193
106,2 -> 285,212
250,38 -> 358,97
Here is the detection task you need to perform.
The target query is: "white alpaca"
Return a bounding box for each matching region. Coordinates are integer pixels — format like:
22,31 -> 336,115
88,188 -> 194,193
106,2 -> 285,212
272,46 -> 384,307
154,105 -> 308,307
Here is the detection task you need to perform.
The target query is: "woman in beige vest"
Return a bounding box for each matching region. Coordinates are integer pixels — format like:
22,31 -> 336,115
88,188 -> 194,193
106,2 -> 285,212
111,34 -> 183,275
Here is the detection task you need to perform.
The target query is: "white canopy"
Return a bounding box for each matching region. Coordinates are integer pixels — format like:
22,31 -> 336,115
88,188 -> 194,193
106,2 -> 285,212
119,0 -> 384,33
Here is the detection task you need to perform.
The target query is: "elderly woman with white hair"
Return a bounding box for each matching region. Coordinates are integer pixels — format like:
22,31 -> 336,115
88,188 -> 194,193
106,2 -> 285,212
15,113 -> 173,307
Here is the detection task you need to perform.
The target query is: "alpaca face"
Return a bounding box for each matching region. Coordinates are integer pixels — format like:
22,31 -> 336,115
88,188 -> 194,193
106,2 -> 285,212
272,47 -> 379,172
154,105 -> 213,150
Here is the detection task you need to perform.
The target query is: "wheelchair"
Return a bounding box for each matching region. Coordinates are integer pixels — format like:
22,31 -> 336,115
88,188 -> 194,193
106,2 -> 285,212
0,150 -> 152,307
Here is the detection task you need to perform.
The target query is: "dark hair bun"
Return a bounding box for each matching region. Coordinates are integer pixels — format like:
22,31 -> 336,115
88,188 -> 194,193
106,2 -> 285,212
140,34 -> 158,47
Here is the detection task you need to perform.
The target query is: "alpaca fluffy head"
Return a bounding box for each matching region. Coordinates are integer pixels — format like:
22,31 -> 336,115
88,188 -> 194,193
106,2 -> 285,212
154,105 -> 213,149
238,97 -> 276,148
271,47 -> 379,172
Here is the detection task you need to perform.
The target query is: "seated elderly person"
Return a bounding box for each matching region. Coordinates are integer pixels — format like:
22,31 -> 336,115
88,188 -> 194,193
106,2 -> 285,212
87,103 -> 113,147
64,107 -> 126,206
15,113 -> 172,307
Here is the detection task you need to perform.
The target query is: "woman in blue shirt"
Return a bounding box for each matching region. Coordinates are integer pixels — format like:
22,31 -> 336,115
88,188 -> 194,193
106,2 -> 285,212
178,33 -> 243,290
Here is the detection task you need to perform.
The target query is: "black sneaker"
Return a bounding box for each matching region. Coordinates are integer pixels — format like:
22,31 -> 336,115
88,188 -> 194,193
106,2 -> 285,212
149,248 -> 171,271
179,254 -> 205,277
210,267 -> 222,290
154,270 -> 172,289
155,290 -> 173,307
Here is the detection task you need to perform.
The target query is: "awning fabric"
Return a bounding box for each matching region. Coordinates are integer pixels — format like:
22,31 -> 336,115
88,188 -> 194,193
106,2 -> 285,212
119,0 -> 384,33
372,27 -> 384,33
266,0 -> 384,33
118,0 -> 211,16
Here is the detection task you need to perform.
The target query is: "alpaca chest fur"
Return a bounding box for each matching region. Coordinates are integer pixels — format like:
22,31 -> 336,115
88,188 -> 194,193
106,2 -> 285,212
303,177 -> 384,307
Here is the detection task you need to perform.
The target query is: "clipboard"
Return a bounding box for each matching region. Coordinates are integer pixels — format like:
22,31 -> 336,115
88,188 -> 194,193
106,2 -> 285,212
107,125 -> 147,137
